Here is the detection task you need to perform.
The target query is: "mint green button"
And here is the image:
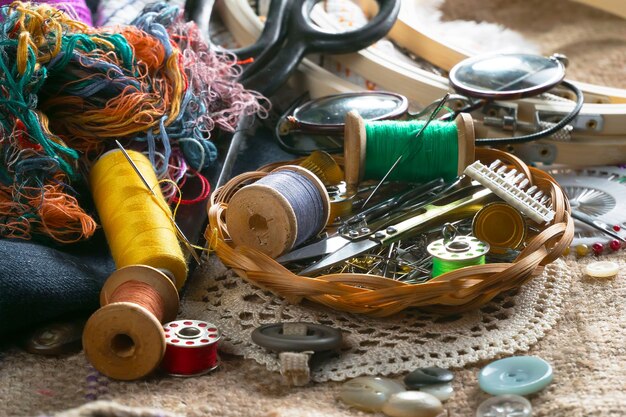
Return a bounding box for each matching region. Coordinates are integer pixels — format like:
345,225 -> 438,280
478,356 -> 553,396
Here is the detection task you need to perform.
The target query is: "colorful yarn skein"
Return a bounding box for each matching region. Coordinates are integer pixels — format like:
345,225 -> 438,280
0,2 -> 269,243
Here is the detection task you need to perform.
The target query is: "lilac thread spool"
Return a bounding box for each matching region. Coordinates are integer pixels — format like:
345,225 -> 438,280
0,0 -> 93,26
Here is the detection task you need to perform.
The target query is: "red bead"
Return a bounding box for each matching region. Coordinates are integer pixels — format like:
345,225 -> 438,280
613,225 -> 621,232
610,240 -> 621,251
592,242 -> 604,255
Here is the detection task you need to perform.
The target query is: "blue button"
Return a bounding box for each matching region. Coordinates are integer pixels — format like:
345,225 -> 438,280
478,356 -> 553,396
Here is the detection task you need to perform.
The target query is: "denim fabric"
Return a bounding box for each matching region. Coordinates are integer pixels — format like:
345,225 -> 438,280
0,238 -> 114,332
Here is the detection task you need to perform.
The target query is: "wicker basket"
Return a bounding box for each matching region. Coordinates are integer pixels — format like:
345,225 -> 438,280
205,148 -> 573,317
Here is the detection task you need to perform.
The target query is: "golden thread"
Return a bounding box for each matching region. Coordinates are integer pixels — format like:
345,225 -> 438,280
90,150 -> 188,289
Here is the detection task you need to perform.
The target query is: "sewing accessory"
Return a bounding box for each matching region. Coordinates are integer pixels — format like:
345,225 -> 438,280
83,265 -> 179,380
361,93 -> 450,209
472,203 -> 527,254
327,182 -> 356,223
300,183 -> 493,275
478,356 -> 553,396
465,160 -> 555,224
234,0 -> 399,96
344,110 -> 475,190
115,141 -> 201,265
339,377 -> 405,412
299,150 -> 344,186
90,149 -> 189,287
161,320 -> 220,377
23,318 -> 86,356
416,384 -> 454,402
381,391 -> 443,417
251,322 -> 342,386
228,0 -> 626,166
226,166 -> 330,258
404,367 -> 454,389
545,167 -> 626,252
584,261 -> 619,278
475,395 -> 532,417
276,178 -> 446,264
279,91 -> 408,135
427,233 -> 489,278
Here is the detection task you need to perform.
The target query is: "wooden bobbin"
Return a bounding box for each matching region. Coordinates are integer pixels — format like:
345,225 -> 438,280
344,110 -> 475,190
226,165 -> 331,258
83,265 -> 179,381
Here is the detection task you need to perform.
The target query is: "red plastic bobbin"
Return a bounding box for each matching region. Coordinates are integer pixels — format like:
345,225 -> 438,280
161,320 -> 220,376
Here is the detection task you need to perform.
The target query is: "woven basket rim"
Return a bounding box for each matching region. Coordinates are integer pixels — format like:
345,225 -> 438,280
205,148 -> 573,316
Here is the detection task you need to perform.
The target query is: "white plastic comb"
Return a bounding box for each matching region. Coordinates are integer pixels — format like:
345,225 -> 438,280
464,160 -> 555,224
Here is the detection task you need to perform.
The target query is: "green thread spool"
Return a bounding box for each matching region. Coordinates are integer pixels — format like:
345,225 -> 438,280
427,235 -> 490,277
343,111 -> 475,190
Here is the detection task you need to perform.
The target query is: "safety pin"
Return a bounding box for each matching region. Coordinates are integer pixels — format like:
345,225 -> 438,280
115,141 -> 202,265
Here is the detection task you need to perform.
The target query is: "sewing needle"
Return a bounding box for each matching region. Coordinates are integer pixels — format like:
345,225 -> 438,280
360,93 -> 450,209
115,140 -> 202,265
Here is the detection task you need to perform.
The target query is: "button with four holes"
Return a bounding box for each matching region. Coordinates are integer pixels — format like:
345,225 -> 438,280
478,356 -> 553,396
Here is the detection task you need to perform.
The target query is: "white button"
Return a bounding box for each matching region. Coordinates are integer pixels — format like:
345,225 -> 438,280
585,261 -> 619,278
476,394 -> 532,417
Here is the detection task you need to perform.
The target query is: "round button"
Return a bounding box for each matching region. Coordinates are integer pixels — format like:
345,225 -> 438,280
404,367 -> 454,389
478,356 -> 553,396
585,261 -> 619,278
251,322 -> 342,352
476,394 -> 532,417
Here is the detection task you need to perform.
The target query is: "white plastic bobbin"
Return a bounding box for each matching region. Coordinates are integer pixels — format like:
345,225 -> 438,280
585,261 -> 619,278
427,235 -> 490,261
161,320 -> 221,377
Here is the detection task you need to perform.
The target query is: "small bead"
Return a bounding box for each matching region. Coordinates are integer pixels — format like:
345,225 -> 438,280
592,242 -> 604,256
575,244 -> 589,257
613,225 -> 621,232
610,239 -> 621,251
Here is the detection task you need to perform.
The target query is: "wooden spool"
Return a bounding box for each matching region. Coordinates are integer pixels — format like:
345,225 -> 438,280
343,110 -> 475,190
225,165 -> 331,258
82,265 -> 179,381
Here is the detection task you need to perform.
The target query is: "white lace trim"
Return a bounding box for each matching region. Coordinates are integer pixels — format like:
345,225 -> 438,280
181,256 -> 572,382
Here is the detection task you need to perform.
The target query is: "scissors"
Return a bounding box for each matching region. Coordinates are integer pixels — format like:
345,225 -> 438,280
299,183 -> 496,275
234,0 -> 400,96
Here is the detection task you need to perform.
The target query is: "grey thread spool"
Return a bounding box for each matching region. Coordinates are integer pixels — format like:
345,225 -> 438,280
226,166 -> 330,258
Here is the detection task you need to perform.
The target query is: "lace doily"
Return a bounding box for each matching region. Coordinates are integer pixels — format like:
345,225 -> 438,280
182,256 -> 572,382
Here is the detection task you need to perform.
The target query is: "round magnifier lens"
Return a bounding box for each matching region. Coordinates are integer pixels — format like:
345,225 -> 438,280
449,54 -> 566,100
292,92 -> 408,133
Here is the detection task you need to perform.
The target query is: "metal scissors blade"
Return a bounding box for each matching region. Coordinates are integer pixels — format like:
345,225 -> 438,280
275,234 -> 351,264
300,185 -> 493,275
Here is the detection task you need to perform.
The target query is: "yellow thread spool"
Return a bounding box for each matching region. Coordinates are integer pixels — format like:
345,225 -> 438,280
90,150 -> 188,289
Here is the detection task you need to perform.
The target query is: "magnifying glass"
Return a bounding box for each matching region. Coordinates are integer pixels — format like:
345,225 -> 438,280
275,53 -> 584,154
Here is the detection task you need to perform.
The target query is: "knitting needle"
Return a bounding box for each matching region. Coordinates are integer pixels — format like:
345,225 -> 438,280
115,141 -> 202,265
360,93 -> 450,209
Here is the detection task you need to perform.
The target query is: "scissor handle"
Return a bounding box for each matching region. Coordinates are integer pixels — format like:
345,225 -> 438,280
241,0 -> 400,96
232,1 -> 292,62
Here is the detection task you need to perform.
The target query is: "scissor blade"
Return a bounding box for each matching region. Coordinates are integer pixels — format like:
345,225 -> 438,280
300,239 -> 379,276
276,235 -> 351,264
